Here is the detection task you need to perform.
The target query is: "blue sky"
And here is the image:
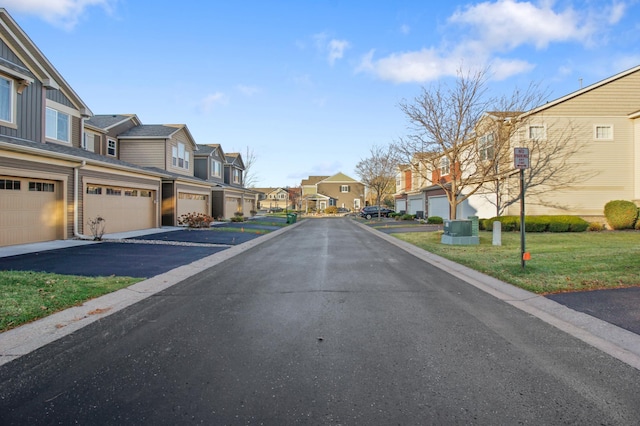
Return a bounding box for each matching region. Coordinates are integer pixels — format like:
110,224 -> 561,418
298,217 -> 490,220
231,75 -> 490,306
5,0 -> 640,187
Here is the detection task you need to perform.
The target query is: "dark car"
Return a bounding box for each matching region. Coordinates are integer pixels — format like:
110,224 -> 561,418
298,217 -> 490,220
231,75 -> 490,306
359,206 -> 394,219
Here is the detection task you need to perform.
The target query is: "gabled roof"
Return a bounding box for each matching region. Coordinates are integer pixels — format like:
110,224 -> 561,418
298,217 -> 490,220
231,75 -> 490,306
524,64 -> 640,117
319,172 -> 360,183
86,114 -> 140,131
0,8 -> 92,117
118,124 -> 197,148
194,143 -> 225,158
225,153 -> 245,169
301,176 -> 329,186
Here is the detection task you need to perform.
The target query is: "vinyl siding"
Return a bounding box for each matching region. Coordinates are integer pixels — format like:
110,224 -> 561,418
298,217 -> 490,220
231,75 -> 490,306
119,139 -> 166,169
166,130 -> 195,176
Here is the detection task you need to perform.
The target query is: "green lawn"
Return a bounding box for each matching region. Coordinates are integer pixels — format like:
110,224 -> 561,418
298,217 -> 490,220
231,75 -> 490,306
0,271 -> 141,331
393,231 -> 640,294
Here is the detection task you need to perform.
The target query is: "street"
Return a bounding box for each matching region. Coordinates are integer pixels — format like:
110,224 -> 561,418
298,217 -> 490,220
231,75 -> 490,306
1,218 -> 639,424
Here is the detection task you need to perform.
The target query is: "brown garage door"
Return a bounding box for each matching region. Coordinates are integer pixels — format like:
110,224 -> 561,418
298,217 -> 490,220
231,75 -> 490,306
84,185 -> 156,234
0,177 -> 62,247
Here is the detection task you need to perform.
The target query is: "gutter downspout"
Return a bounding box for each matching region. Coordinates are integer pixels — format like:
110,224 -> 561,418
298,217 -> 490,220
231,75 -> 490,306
73,160 -> 92,240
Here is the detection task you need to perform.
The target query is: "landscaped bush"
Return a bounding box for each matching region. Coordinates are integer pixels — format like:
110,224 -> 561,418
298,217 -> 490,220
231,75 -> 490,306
400,213 -> 415,221
604,200 -> 638,230
230,211 -> 245,222
482,215 -> 589,232
427,216 -> 443,224
324,206 -> 338,214
178,212 -> 214,228
636,209 -> 640,230
588,222 -> 605,232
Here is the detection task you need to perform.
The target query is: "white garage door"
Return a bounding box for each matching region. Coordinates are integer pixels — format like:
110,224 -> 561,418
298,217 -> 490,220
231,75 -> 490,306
428,195 -> 450,220
408,197 -> 423,215
177,192 -> 208,220
84,185 -> 156,233
0,177 -> 62,247
395,199 -> 407,213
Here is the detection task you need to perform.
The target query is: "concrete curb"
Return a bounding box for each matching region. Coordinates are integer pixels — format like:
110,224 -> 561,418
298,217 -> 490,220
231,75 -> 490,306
0,221 -> 303,367
357,220 -> 640,371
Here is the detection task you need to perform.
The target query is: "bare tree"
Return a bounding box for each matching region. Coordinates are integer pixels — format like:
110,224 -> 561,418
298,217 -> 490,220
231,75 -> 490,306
394,67 -> 492,219
355,144 -> 399,218
241,146 -> 259,188
395,68 -> 592,219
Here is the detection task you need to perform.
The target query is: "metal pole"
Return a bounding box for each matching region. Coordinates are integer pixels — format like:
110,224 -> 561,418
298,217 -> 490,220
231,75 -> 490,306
520,168 -> 526,270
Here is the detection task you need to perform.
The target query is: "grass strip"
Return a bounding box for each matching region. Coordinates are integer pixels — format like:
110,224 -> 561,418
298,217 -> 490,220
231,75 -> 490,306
0,271 -> 141,331
392,231 -> 640,294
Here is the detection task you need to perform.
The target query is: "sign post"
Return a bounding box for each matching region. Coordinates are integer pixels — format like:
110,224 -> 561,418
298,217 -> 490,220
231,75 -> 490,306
514,148 -> 530,270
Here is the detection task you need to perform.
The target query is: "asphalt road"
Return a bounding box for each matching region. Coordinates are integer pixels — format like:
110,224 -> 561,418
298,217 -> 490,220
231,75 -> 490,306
1,219 -> 640,424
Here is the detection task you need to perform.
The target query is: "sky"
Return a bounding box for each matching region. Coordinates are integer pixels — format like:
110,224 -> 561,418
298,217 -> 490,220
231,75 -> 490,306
5,0 -> 640,188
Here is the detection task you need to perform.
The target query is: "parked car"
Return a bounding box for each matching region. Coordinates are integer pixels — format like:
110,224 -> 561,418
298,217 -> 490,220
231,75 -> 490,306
359,206 -> 394,219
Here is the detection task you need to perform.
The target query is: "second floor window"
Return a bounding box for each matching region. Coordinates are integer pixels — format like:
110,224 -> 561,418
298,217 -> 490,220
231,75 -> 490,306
0,76 -> 13,123
528,125 -> 546,140
594,125 -> 613,140
340,185 -> 350,192
45,107 -> 70,143
233,169 -> 241,184
172,142 -> 190,169
478,133 -> 495,161
107,139 -> 116,156
440,157 -> 450,176
211,160 -> 222,177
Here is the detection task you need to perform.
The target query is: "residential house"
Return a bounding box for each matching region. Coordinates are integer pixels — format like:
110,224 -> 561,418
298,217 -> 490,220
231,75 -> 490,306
116,123 -> 212,225
254,187 -> 290,211
395,64 -> 640,221
193,144 -> 258,219
0,9 -> 167,247
301,172 -> 364,212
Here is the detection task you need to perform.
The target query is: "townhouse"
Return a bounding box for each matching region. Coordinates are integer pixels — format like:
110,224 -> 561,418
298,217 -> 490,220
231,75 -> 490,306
301,172 -> 364,212
0,9 -> 254,247
395,65 -> 640,221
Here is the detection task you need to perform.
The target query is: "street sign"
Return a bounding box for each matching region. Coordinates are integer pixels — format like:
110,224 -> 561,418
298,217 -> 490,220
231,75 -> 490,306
514,147 -> 530,169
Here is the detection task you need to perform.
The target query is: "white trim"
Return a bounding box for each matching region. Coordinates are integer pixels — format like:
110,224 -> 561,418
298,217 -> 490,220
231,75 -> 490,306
593,124 -> 614,141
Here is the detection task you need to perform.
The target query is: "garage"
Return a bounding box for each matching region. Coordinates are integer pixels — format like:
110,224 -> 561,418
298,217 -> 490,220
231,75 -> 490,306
84,184 -> 156,234
408,196 -> 424,216
395,199 -> 407,213
428,195 -> 450,220
176,191 -> 209,221
0,176 -> 63,247
225,196 -> 241,218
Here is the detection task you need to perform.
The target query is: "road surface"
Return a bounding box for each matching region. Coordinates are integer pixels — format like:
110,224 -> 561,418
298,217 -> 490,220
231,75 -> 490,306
1,218 -> 639,424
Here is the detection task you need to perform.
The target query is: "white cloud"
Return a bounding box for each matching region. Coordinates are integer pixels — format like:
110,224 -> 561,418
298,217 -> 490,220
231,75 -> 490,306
236,85 -> 261,96
199,92 -> 228,113
400,24 -> 411,35
357,0 -> 626,84
449,0 -> 592,50
313,32 -> 350,65
4,0 -> 115,30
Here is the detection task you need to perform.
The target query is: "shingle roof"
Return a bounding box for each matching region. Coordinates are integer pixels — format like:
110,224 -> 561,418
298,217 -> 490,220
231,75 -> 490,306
0,135 -> 169,177
85,114 -> 135,130
119,125 -> 180,138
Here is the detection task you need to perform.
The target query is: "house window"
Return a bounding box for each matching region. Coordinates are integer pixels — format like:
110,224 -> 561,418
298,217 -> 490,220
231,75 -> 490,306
0,76 -> 13,123
45,107 -> 70,143
0,179 -> 20,190
233,169 -> 240,184
107,139 -> 117,156
478,133 -> 495,161
29,182 -> 54,192
86,186 -> 102,195
172,142 -> 189,169
340,185 -> 350,193
594,125 -> 613,140
211,160 -> 222,177
528,125 -> 546,140
440,157 -> 450,176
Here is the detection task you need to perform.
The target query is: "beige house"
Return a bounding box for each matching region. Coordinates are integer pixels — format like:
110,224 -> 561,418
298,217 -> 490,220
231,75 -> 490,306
255,187 -> 290,211
301,172 -> 364,212
395,65 -> 640,221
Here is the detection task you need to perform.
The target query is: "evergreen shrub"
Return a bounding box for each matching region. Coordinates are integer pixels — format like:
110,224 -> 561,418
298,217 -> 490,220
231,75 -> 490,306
604,200 -> 638,230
